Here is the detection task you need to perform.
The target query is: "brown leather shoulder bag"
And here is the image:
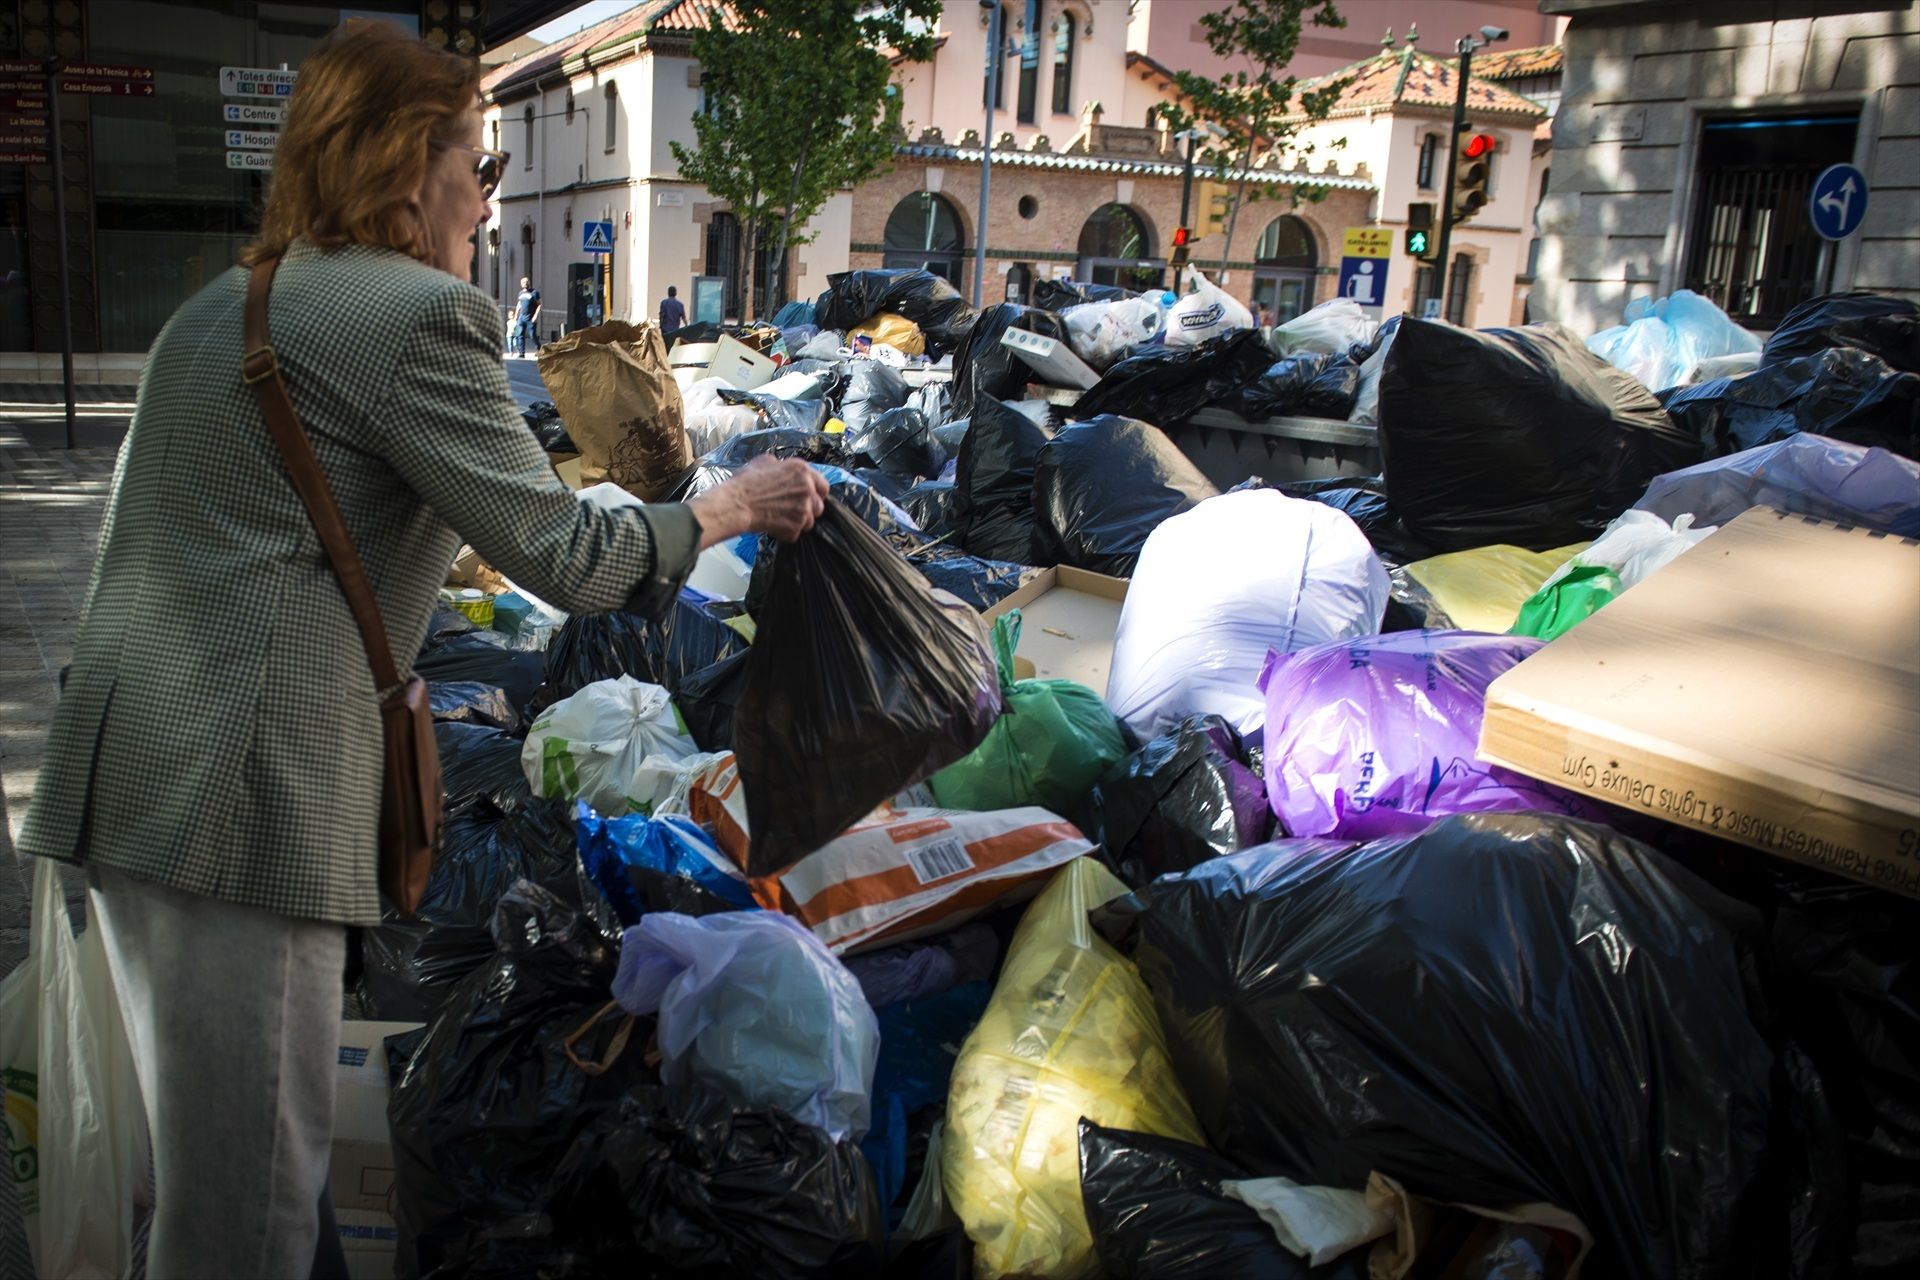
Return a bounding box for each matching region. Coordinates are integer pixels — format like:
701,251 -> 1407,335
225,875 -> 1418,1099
243,255 -> 440,915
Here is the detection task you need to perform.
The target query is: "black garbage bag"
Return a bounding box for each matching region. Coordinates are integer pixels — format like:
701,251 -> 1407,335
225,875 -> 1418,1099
389,881 -> 652,1278
1033,277 -> 1135,310
846,405 -> 946,480
951,396 -> 1056,563
1760,291 -> 1920,371
1078,1122 -> 1354,1280
664,428 -> 850,502
733,499 -> 1001,874
546,1081 -> 885,1277
1031,415 -> 1219,575
899,542 -> 1038,612
1377,319 -> 1701,552
1274,475 -> 1437,565
422,605 -> 478,646
427,680 -> 520,732
1087,715 -> 1271,888
1095,812 -> 1777,1280
1229,352 -> 1363,420
814,269 -> 980,355
539,590 -> 750,706
1660,346 -> 1920,461
670,320 -> 726,347
950,304 -> 1068,421
901,478 -> 956,537
715,386 -> 829,435
909,379 -> 952,430
523,400 -> 577,454
1071,329 -> 1272,427
838,358 -> 912,438
674,648 -> 750,752
414,632 -> 546,718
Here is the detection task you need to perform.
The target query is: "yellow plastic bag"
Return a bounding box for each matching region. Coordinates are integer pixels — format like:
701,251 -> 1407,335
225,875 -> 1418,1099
943,857 -> 1203,1279
1401,542 -> 1588,633
849,311 -> 928,357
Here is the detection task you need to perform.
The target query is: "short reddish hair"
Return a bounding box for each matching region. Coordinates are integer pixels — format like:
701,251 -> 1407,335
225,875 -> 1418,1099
242,22 -> 481,266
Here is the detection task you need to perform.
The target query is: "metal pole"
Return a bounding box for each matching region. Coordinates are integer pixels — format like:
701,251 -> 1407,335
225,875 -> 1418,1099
43,61 -> 76,450
1167,133 -> 1197,291
971,4 -> 1001,307
1430,37 -> 1474,322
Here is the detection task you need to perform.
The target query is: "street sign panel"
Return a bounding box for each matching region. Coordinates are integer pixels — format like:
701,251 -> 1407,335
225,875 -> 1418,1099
582,220 -> 614,254
220,66 -> 298,99
226,149 -> 274,171
1808,163 -> 1868,241
1337,256 -> 1385,311
0,95 -> 47,112
0,129 -> 47,147
225,129 -> 277,151
0,151 -> 47,164
59,80 -> 156,96
1342,226 -> 1394,259
224,102 -> 285,125
60,63 -> 154,81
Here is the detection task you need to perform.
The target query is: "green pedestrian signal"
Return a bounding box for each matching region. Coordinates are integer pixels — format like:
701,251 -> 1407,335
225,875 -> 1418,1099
1405,227 -> 1431,257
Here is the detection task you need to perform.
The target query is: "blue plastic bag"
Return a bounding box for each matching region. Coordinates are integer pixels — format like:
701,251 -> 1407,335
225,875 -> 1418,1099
575,802 -> 754,926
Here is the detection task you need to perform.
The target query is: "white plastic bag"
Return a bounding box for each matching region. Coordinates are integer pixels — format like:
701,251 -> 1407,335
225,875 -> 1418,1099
1107,489 -> 1388,741
521,674 -> 700,815
679,377 -> 763,455
611,910 -> 879,1141
1347,319 -> 1400,424
0,859 -> 147,1280
1585,290 -> 1761,392
1061,297 -> 1164,370
1540,508 -> 1717,595
1270,298 -> 1378,357
1222,1177 -> 1397,1265
1163,268 -> 1254,348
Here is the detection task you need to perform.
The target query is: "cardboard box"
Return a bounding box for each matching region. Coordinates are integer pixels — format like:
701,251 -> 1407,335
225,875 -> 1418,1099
332,1020 -> 422,1218
981,567 -> 1129,686
1478,508 -> 1920,898
1001,327 -> 1100,390
337,1207 -> 402,1280
707,334 -> 778,390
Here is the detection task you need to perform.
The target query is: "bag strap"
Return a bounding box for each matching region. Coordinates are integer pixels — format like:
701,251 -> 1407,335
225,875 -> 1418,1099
244,255 -> 403,693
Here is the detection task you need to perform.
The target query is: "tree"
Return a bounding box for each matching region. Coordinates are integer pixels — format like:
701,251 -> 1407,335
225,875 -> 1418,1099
1154,0 -> 1352,282
671,0 -> 939,319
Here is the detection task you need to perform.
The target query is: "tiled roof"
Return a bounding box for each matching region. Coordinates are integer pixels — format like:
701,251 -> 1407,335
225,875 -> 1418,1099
1474,44 -> 1564,80
895,141 -> 1374,190
481,0 -> 686,95
652,1 -> 743,32
1294,45 -> 1545,120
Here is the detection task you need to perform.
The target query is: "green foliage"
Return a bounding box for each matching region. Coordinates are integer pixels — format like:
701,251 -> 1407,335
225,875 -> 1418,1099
1153,0 -> 1352,273
669,0 -> 939,315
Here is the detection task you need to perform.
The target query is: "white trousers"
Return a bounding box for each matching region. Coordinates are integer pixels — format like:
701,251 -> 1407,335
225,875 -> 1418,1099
88,863 -> 346,1280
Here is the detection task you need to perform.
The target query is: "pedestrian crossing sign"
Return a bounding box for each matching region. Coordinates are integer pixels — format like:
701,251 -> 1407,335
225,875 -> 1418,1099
582,220 -> 614,254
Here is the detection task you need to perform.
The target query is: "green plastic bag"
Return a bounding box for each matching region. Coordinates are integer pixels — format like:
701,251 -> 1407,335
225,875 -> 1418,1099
1510,562 -> 1622,642
929,611 -> 1127,815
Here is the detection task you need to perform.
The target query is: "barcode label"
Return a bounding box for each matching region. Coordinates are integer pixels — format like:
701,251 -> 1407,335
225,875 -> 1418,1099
905,837 -> 975,884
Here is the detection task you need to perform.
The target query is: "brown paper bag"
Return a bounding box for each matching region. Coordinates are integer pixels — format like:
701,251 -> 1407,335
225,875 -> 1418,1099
534,320 -> 692,500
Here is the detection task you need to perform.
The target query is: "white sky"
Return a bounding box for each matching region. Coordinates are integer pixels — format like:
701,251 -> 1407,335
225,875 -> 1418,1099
526,1 -> 640,44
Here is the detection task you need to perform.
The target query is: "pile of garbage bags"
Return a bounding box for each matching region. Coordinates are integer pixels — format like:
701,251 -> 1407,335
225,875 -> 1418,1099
367,279 -> 1920,1280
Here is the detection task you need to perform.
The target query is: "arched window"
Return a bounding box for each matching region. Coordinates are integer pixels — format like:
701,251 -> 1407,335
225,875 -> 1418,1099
985,3 -> 1015,110
884,192 -> 967,284
1051,15 -> 1075,115
1077,204 -> 1159,291
1251,214 -> 1318,325
1016,4 -> 1039,124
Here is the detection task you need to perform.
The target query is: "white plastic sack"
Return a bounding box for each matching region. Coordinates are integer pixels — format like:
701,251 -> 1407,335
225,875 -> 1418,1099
679,377 -> 762,455
521,674 -> 700,815
611,910 -> 879,1141
1061,297 -> 1164,370
1163,268 -> 1254,348
1585,290 -> 1761,392
798,329 -> 845,361
1108,489 -> 1388,741
1222,1177 -> 1397,1265
0,859 -> 148,1280
1347,319 -> 1399,425
687,537 -> 753,600
1537,508 -> 1718,598
1270,298 -> 1378,358
1633,433 -> 1920,536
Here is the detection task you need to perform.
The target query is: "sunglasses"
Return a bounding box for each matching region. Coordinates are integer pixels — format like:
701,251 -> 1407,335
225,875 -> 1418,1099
432,139 -> 510,199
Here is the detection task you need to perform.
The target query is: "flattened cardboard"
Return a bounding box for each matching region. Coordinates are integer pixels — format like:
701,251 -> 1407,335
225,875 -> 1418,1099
707,334 -> 778,390
331,1020 -> 422,1217
1001,327 -> 1101,390
982,567 -> 1129,686
1479,508 -> 1920,898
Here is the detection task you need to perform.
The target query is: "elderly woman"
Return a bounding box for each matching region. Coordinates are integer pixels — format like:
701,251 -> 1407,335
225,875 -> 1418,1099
18,22 -> 826,1278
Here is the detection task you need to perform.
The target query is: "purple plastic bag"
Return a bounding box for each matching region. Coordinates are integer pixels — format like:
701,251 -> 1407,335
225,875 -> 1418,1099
1257,630 -> 1605,839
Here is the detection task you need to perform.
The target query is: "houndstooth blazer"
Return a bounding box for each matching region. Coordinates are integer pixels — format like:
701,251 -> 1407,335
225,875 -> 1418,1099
18,239 -> 699,925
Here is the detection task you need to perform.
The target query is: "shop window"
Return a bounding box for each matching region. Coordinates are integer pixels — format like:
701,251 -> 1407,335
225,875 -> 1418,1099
1416,133 -> 1438,189
1077,203 -> 1160,290
1050,16 -> 1075,115
605,82 -> 617,152
884,191 -> 967,284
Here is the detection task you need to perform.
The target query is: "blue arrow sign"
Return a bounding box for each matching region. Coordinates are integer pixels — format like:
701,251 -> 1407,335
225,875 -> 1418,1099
1808,164 -> 1868,241
582,219 -> 614,254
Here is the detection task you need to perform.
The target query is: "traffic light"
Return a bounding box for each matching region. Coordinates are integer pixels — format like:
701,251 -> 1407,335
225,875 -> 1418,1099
1404,201 -> 1436,260
1169,225 -> 1195,272
1452,132 -> 1496,224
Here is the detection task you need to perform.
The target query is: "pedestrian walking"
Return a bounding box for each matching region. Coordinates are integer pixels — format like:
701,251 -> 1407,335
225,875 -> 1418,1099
511,274 -> 540,355
14,22 -> 827,1280
659,284 -> 686,334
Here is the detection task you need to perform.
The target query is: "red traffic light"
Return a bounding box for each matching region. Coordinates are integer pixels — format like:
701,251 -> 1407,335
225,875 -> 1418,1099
1462,133 -> 1495,159
1172,226 -> 1191,248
